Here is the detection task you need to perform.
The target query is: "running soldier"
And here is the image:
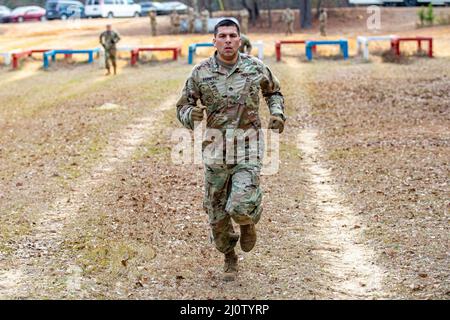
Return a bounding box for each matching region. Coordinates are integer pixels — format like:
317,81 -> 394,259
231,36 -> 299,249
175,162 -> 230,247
176,19 -> 286,282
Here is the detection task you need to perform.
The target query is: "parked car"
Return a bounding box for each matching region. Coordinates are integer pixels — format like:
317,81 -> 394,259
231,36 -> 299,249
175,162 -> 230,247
0,6 -> 11,20
140,1 -> 189,16
139,1 -> 160,16
2,6 -> 46,23
85,0 -> 141,18
45,0 -> 85,20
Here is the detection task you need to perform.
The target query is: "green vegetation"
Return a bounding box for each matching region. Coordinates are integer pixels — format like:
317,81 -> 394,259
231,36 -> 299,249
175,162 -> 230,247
418,4 -> 436,27
425,3 -> 435,25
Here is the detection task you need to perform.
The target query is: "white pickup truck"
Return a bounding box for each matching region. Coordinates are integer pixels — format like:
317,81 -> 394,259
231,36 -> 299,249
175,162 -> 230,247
85,0 -> 141,18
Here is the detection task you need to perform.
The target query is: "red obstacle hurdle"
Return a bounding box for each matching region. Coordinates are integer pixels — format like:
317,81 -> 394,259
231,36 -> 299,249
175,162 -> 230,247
12,50 -> 31,69
275,40 -> 317,61
130,46 -> 182,66
390,37 -> 433,58
12,49 -> 72,69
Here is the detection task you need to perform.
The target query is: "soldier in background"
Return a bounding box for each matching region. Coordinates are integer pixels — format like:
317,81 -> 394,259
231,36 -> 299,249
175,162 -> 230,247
187,7 -> 195,33
170,10 -> 181,34
282,7 -> 294,36
319,8 -> 328,37
99,24 -> 120,76
201,8 -> 210,34
239,34 -> 252,55
149,9 -> 157,36
240,8 -> 249,34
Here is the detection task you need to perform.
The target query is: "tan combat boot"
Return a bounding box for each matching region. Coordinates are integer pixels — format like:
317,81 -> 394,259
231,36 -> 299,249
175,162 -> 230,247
223,250 -> 238,282
240,223 -> 256,252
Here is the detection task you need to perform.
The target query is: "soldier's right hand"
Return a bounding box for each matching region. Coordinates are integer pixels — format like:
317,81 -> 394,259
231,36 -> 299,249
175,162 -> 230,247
191,106 -> 205,122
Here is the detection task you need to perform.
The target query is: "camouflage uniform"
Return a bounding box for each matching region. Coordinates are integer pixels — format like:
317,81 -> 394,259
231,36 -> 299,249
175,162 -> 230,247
201,9 -> 210,34
319,9 -> 327,36
240,9 -> 249,34
99,29 -> 120,73
176,52 -> 285,254
170,10 -> 181,34
282,8 -> 294,35
239,34 -> 252,55
149,10 -> 157,36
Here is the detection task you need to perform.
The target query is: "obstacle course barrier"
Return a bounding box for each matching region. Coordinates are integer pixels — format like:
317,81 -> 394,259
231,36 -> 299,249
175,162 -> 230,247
305,39 -> 349,61
275,40 -> 317,61
357,35 -> 397,60
188,42 -> 214,65
43,48 -> 100,69
0,49 -> 23,66
12,49 -> 72,69
98,46 -> 137,68
253,40 -> 264,60
130,46 -> 181,66
188,41 -> 264,64
390,36 -> 433,58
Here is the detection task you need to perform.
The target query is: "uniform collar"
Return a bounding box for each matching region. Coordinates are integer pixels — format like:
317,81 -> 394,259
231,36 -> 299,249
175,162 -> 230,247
212,51 -> 242,76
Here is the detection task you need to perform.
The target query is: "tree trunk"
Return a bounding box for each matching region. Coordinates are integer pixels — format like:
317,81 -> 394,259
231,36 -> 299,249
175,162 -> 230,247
316,0 -> 323,19
267,0 -> 272,28
241,0 -> 252,20
241,0 -> 260,25
252,0 -> 260,24
299,0 -> 312,29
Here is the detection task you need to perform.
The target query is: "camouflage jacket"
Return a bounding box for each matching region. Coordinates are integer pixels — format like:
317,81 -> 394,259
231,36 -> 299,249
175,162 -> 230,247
99,30 -> 121,50
283,10 -> 294,23
239,34 -> 252,54
176,52 -> 285,132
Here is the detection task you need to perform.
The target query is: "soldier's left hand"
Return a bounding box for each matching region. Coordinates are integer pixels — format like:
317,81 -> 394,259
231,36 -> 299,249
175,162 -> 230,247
268,115 -> 285,133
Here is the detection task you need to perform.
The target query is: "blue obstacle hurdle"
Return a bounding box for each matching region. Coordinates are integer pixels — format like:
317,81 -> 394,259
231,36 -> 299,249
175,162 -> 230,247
305,40 -> 349,61
188,42 -> 214,65
43,48 -> 100,69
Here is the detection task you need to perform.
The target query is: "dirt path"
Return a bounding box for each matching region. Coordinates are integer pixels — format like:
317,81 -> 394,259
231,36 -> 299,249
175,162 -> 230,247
298,128 -> 387,299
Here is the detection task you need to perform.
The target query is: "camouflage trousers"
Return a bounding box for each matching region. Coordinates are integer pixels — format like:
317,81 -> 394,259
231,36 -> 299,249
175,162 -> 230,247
104,48 -> 117,69
204,162 -> 263,254
171,24 -> 180,34
188,21 -> 195,33
320,23 -> 326,36
201,20 -> 208,34
286,22 -> 294,35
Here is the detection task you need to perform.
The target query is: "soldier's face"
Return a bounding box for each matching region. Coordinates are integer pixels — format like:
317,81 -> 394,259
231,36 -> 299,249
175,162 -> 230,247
214,26 -> 241,62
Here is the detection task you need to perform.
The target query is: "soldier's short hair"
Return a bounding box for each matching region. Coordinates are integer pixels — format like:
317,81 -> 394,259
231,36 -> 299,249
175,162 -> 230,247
214,18 -> 240,37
